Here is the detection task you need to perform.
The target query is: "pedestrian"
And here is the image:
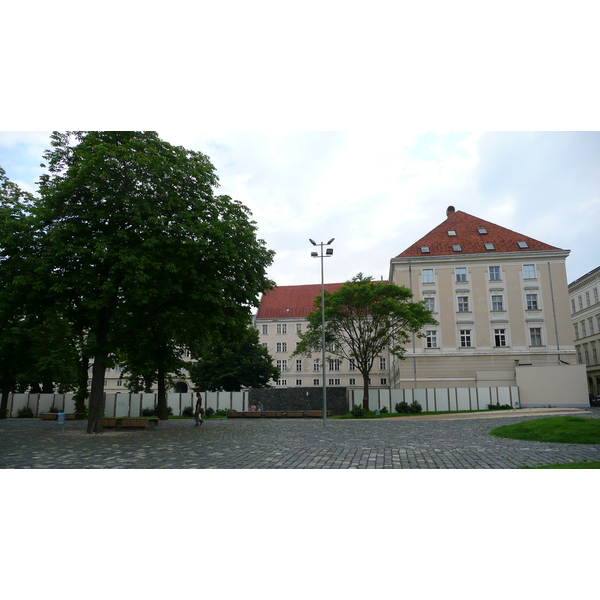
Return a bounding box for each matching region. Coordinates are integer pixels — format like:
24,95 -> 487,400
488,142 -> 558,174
258,402 -> 264,412
195,392 -> 204,426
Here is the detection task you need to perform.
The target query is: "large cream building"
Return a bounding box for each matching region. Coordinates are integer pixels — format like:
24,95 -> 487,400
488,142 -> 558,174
388,206 -> 576,389
569,265 -> 600,396
254,283 -> 391,390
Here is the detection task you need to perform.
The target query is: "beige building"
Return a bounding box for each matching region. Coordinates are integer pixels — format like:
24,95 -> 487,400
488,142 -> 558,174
254,283 -> 390,390
569,266 -> 600,397
388,206 -> 577,390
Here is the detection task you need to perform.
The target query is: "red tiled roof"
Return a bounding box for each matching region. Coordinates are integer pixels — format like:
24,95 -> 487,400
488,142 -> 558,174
396,208 -> 562,258
256,283 -> 345,319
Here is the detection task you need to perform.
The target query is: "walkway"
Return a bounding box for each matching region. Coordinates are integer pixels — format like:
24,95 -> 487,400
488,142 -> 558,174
1,408 -> 599,468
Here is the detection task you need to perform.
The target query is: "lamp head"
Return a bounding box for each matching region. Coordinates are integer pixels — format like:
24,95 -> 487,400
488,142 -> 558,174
327,238 -> 335,245
309,239 -> 317,246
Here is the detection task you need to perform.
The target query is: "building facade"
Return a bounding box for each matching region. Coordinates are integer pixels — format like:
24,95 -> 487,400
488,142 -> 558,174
569,266 -> 600,396
388,206 -> 576,389
254,283 -> 391,390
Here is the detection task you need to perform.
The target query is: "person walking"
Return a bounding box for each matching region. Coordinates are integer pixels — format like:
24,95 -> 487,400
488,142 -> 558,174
194,392 -> 204,426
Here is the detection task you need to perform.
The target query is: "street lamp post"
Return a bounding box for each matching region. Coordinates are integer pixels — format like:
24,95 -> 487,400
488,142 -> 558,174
310,238 -> 334,425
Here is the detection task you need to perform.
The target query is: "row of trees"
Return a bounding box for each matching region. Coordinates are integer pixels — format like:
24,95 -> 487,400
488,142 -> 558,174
0,132 -> 278,432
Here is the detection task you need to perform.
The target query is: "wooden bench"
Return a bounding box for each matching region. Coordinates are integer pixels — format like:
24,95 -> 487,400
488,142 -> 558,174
226,411 -> 333,419
101,417 -> 159,430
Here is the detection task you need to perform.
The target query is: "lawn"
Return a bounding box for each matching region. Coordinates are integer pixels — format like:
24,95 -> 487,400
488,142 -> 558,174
523,461 -> 600,469
490,416 -> 600,445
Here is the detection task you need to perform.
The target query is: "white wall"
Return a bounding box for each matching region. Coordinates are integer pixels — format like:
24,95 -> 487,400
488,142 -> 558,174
516,364 -> 588,407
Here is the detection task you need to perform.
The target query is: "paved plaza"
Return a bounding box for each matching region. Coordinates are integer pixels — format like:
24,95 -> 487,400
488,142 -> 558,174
1,408 -> 599,469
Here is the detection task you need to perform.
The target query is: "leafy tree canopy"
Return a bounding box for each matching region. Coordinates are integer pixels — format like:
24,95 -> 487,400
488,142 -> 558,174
189,328 -> 280,392
293,273 -> 436,410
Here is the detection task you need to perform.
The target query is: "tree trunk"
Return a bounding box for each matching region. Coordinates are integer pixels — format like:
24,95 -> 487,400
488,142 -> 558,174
361,370 -> 370,411
87,350 -> 107,433
156,345 -> 169,420
0,379 -> 13,419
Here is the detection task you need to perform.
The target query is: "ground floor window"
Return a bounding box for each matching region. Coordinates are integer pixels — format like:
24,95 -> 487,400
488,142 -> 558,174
494,329 -> 507,347
328,378 -> 341,385
277,379 -> 287,386
313,379 -> 320,386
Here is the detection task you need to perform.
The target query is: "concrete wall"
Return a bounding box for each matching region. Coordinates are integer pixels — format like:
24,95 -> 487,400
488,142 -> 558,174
515,364 -> 589,407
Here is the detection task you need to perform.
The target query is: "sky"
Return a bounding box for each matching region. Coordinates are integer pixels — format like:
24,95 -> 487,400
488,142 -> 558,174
1,130 -> 598,288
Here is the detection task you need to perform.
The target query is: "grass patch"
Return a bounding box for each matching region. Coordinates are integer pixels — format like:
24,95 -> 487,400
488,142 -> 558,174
491,417 -> 600,445
522,461 -> 600,469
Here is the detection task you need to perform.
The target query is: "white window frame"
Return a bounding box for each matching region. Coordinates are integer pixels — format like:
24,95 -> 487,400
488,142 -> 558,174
422,269 -> 434,284
426,331 -> 438,348
262,324 -> 268,335
523,264 -> 536,280
460,329 -> 472,347
530,328 -> 542,347
494,329 -> 507,347
458,296 -> 469,312
455,268 -> 467,282
491,295 -> 503,311
526,294 -> 538,310
489,266 -> 501,281
296,359 -> 302,372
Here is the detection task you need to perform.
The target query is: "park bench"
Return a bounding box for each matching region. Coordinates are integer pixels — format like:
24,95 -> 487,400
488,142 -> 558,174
226,410 -> 333,419
101,417 -> 159,430
39,413 -> 86,420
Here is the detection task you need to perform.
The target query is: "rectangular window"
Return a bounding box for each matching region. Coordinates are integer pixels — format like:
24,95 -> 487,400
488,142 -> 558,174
586,291 -> 591,306
116,380 -> 122,386
349,378 -> 356,386
296,359 -> 302,372
594,287 -> 599,303
349,359 -> 356,371
277,379 -> 287,386
276,342 -> 287,352
579,295 -> 583,310
571,299 -> 576,313
494,329 -> 507,347
523,265 -> 535,279
489,266 -> 501,281
313,379 -> 320,386
584,347 -> 590,365
424,297 -> 435,312
422,269 -> 434,284
458,296 -> 469,312
581,321 -> 587,337
328,358 -> 341,371
262,324 -> 268,335
276,359 -> 287,372
276,323 -> 287,334
426,331 -> 438,348
597,315 -> 600,331
592,345 -> 598,365
262,343 -> 268,348
460,329 -> 471,347
455,268 -> 467,282
589,318 -> 594,335
380,378 -> 387,385
526,294 -> 538,310
492,295 -> 503,311
296,379 -> 302,386
380,357 -> 386,370
530,328 -> 542,346
576,347 -> 582,363
296,323 -> 302,333
313,359 -> 321,371
574,324 -> 579,340
328,378 -> 341,385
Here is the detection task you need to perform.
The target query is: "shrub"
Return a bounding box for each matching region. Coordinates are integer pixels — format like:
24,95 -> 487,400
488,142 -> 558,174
350,404 -> 366,418
17,406 -> 35,418
488,403 -> 513,411
395,401 -> 410,414
380,406 -> 388,413
215,408 -> 233,417
49,406 -> 60,413
141,406 -> 174,417
182,406 -> 194,417
409,401 -> 422,414
205,406 -> 215,418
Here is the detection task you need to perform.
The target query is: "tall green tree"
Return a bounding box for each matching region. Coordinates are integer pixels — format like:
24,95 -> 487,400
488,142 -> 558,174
293,273 -> 436,410
36,132 -> 274,432
189,328 -> 280,391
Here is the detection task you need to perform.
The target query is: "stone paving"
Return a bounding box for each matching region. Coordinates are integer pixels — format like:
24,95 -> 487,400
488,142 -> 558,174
1,408 -> 599,469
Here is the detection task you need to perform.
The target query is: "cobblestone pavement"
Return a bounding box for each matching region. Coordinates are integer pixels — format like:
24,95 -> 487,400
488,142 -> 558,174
1,408 -> 599,469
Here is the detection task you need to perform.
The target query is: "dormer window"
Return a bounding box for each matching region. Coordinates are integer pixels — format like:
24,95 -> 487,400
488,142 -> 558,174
420,246 -> 430,253
478,227 -> 488,234
452,245 -> 462,252
447,230 -> 457,236
517,241 -> 529,248
484,243 -> 495,250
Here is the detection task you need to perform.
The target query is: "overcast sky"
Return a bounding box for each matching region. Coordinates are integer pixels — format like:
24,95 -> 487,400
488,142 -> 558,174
1,131 -> 598,287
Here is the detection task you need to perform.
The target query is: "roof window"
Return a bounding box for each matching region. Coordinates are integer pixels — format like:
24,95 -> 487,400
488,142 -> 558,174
420,246 -> 430,253
478,227 -> 488,234
447,230 -> 457,236
517,241 -> 529,248
484,243 -> 495,250
452,245 -> 462,252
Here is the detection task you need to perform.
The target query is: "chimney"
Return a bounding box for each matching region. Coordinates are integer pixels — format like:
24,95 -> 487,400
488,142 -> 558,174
446,205 -> 456,217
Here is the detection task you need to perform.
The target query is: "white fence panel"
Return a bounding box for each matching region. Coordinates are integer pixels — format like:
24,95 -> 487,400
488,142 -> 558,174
231,392 -> 246,412
206,392 -> 219,412
38,394 -> 55,413
456,388 -> 471,411
141,394 -> 155,413
475,388 -> 490,410
497,387 -> 512,406
115,394 -> 130,417
435,388 -> 450,412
